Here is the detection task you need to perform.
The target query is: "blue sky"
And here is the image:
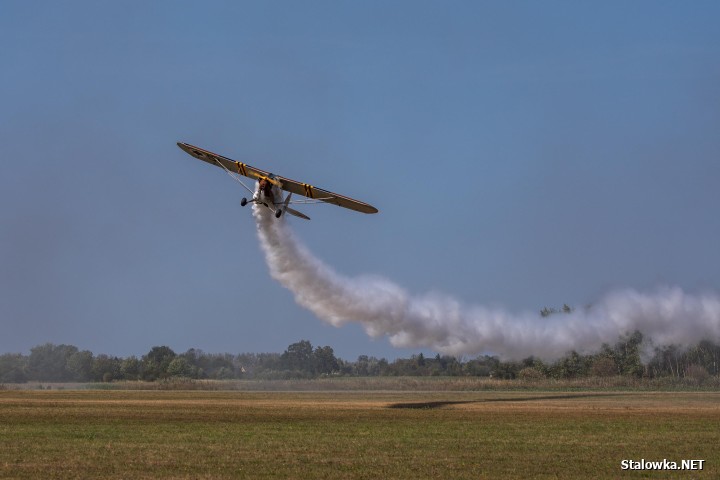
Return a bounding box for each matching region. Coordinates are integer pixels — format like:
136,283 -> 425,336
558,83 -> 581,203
2,1 -> 719,360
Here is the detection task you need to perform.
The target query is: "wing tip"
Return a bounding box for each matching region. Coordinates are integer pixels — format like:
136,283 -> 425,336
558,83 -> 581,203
177,141 -> 197,156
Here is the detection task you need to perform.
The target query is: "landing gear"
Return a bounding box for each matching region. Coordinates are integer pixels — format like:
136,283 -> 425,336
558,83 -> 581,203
275,209 -> 283,218
240,197 -> 247,207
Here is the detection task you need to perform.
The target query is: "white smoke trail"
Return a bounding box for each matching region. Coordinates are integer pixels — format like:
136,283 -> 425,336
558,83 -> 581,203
253,206 -> 720,360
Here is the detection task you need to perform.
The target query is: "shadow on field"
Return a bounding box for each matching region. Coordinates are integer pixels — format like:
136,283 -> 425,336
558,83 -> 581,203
387,393 -> 628,409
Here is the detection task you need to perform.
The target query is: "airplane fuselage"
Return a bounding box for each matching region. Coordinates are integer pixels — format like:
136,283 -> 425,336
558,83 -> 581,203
253,179 -> 284,209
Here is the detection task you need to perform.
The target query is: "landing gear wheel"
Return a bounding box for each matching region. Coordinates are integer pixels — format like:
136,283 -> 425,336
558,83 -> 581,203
240,198 -> 247,207
275,209 -> 283,218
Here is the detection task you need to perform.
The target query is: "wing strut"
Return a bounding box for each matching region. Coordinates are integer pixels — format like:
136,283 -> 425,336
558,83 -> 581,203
213,157 -> 255,195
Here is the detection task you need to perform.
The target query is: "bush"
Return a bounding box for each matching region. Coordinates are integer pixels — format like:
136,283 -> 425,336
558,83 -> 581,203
518,367 -> 545,380
590,356 -> 618,377
685,365 -> 710,384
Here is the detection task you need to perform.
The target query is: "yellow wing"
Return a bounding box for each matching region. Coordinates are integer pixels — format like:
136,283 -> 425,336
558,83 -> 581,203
177,142 -> 378,214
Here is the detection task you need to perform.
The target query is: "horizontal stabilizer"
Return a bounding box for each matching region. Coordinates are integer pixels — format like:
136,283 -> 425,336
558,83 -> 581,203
286,207 -> 310,220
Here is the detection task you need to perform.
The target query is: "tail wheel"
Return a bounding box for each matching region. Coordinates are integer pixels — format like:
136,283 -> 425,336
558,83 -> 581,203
241,198 -> 247,207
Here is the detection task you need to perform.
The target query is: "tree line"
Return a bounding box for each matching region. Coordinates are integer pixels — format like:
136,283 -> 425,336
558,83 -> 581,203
1,333 -> 719,383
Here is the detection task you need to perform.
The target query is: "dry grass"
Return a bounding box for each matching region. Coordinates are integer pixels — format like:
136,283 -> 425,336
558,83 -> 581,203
1,390 -> 718,479
8,374 -> 716,392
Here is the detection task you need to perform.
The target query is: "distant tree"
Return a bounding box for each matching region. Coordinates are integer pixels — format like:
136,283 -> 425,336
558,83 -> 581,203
91,354 -> 121,382
518,367 -> 545,380
532,358 -> 549,377
390,358 -> 419,376
28,343 -> 79,381
684,365 -> 710,384
493,360 -> 520,379
235,352 -> 279,378
281,340 -> 314,373
15,331 -> 720,383
120,356 -> 142,380
313,346 -> 339,375
187,351 -> 218,378
247,352 -> 282,377
614,331 -> 644,377
540,305 -> 573,317
179,348 -> 213,378
376,358 -> 390,376
463,356 -> 494,377
649,344 -> 682,378
146,346 -> 176,365
685,340 -> 720,376
167,357 -> 195,378
436,355 -> 462,376
0,353 -> 28,383
208,354 -> 237,379
647,340 -> 720,379
66,350 -> 94,381
142,346 -> 176,380
549,351 -> 590,379
336,358 -> 353,375
590,355 -> 618,377
355,355 -> 370,376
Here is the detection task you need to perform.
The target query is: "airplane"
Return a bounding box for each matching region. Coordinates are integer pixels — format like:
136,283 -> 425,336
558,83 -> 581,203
177,142 -> 378,220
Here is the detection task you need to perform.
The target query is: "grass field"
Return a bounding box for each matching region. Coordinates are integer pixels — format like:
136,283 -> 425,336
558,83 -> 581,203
1,389 -> 718,479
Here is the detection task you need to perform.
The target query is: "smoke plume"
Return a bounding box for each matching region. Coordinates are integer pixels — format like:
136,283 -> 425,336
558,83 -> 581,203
253,206 -> 720,360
